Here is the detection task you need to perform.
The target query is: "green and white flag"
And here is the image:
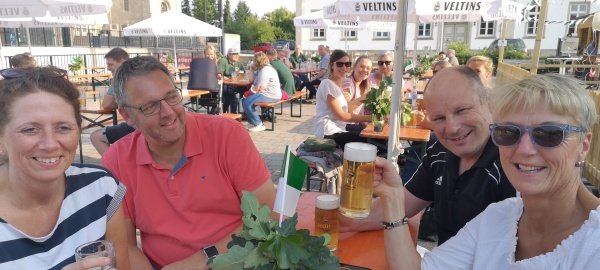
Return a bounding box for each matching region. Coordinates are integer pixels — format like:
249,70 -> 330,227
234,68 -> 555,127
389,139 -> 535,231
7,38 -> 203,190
274,145 -> 308,222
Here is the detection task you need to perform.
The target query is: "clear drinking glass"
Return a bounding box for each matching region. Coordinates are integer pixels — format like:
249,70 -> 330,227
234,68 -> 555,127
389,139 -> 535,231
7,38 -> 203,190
74,240 -> 116,270
314,195 -> 340,251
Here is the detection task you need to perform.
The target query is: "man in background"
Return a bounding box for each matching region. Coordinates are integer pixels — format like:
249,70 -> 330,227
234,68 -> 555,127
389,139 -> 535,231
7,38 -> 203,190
447,49 -> 460,66
267,48 -> 296,97
217,47 -> 246,113
298,44 -> 330,101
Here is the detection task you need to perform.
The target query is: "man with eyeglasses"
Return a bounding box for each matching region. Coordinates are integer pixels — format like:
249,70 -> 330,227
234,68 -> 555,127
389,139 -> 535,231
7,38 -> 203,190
343,66 -> 516,245
299,44 -> 330,102
101,56 -> 276,269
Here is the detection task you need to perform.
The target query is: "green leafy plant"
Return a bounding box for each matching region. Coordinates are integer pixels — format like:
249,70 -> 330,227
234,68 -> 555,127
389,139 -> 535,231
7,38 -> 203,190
207,191 -> 340,270
361,76 -> 392,120
448,41 -> 472,65
420,56 -> 436,71
400,102 -> 412,126
68,55 -> 84,75
406,67 -> 426,79
166,54 -> 175,66
311,54 -> 320,63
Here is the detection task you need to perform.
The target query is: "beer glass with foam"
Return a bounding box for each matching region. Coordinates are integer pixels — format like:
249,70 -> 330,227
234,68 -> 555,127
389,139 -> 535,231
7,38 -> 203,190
314,195 -> 340,251
340,142 -> 377,218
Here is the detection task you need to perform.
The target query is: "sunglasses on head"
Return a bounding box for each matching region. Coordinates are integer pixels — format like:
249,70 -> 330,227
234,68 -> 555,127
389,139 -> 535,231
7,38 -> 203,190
334,61 -> 352,68
0,68 -> 67,79
489,124 -> 583,148
378,61 -> 392,66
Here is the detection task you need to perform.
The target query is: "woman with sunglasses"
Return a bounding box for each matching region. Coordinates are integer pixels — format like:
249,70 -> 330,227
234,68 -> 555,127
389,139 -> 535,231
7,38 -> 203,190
372,73 -> 600,269
0,68 -> 130,269
368,51 -> 394,86
315,50 -> 373,148
341,55 -> 376,132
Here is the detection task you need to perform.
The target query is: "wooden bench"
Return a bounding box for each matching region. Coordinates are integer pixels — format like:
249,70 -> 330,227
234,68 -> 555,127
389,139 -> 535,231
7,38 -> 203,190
221,113 -> 242,122
254,92 -> 304,131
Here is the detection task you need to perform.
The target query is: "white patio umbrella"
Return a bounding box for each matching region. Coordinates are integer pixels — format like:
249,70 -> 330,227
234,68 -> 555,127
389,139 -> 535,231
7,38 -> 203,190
0,0 -> 112,19
123,10 -> 222,69
323,0 -> 523,162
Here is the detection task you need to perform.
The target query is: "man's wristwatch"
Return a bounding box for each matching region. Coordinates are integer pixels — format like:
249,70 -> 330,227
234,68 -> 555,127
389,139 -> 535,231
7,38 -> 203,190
203,245 -> 219,260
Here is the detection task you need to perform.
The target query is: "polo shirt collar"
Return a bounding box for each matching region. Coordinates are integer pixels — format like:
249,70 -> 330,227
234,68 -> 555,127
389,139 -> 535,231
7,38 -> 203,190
135,112 -> 203,165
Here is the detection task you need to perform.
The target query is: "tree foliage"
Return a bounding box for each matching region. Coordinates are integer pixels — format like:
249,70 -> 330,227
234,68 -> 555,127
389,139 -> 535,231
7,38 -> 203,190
264,8 -> 295,40
192,0 -> 219,22
233,1 -> 253,23
223,0 -> 232,27
181,0 -> 191,16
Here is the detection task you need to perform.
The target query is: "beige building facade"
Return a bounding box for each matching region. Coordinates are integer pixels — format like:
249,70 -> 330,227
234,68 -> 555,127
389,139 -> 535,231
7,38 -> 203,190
108,0 -> 182,31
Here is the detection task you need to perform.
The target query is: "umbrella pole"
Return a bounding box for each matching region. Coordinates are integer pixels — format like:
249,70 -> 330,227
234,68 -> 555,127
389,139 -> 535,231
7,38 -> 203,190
173,36 -> 179,80
388,0 -> 408,165
26,27 -> 32,53
413,16 -> 419,67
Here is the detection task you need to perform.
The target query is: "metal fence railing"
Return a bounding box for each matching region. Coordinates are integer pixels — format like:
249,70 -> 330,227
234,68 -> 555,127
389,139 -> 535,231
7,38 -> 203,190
0,27 -> 215,51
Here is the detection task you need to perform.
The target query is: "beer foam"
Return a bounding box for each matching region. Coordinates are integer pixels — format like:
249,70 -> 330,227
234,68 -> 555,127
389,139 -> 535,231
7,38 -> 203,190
344,142 -> 377,162
316,195 -> 340,210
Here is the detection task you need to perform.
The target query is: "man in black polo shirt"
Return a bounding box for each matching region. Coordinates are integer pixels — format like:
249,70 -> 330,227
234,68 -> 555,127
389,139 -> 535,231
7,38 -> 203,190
343,66 -> 516,245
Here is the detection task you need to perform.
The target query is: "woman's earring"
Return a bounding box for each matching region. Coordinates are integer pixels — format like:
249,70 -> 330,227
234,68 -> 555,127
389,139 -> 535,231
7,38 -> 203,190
575,161 -> 584,167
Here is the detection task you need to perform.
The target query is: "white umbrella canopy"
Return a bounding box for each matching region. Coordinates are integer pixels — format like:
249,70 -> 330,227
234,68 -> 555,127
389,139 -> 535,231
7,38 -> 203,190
123,10 -> 223,69
0,0 -> 111,19
0,13 -> 108,28
123,10 -> 222,37
294,11 -> 365,30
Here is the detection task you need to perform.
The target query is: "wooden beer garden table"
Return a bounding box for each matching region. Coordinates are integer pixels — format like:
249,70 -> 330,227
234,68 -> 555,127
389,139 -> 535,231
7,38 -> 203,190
79,103 -> 118,163
180,90 -> 210,112
291,68 -> 318,80
360,124 -> 431,164
295,192 -> 423,270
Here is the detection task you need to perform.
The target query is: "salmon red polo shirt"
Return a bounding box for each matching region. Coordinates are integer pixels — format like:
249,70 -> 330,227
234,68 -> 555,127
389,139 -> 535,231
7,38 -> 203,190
103,112 -> 270,267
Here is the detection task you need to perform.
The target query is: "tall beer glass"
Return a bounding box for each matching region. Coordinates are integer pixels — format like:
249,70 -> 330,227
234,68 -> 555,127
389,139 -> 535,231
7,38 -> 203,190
340,142 -> 377,218
314,195 -> 340,251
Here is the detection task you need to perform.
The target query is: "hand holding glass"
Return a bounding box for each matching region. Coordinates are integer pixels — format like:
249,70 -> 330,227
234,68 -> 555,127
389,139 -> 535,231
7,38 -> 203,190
74,240 -> 116,270
340,143 -> 377,218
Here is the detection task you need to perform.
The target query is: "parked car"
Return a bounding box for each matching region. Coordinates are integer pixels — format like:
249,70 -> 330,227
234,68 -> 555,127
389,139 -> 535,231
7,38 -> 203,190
251,42 -> 272,53
272,40 -> 296,51
488,38 -> 528,54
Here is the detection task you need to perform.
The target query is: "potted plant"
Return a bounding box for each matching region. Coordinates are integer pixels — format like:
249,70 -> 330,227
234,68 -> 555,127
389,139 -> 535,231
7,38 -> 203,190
207,191 -> 340,270
166,54 -> 175,68
68,55 -> 84,76
361,76 -> 392,133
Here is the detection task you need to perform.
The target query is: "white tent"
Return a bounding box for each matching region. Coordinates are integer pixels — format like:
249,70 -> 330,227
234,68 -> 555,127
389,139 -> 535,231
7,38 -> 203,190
322,0 -> 524,162
123,10 -> 222,69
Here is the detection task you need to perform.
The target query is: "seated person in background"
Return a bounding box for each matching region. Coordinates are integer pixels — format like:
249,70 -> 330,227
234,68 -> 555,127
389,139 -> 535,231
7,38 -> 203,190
0,67 -> 130,269
102,56 -> 277,269
315,49 -> 372,149
267,48 -> 296,97
368,51 -> 394,86
447,49 -> 460,66
217,47 -> 246,113
290,44 -> 310,91
375,73 -> 600,269
9,53 -> 35,68
242,52 -> 282,132
90,47 -> 135,155
466,55 -> 494,88
343,66 -> 516,246
341,55 -> 375,132
204,45 -> 221,81
278,48 -> 293,69
299,44 -> 330,100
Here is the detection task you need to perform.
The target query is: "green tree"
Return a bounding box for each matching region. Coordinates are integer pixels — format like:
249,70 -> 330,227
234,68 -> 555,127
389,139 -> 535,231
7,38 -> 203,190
181,0 -> 191,16
264,7 -> 295,40
233,1 -> 252,23
226,16 -> 276,50
192,0 -> 218,22
223,0 -> 232,26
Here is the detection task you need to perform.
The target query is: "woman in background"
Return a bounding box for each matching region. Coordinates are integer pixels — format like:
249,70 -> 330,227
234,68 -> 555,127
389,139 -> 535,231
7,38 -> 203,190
242,52 -> 282,132
341,55 -> 375,131
369,51 -> 394,86
466,55 -> 493,88
204,45 -> 221,80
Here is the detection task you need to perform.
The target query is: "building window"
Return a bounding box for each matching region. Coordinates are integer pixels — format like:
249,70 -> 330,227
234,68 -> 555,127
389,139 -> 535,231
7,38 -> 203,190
161,1 -> 170,13
418,23 -> 432,38
341,30 -> 357,40
526,6 -> 540,36
373,31 -> 390,40
312,29 -> 325,40
567,3 -> 589,36
478,18 -> 495,37
123,0 -> 129,11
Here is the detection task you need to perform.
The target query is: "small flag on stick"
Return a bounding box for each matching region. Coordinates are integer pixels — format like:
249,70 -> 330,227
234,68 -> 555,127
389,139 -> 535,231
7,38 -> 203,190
274,145 -> 308,225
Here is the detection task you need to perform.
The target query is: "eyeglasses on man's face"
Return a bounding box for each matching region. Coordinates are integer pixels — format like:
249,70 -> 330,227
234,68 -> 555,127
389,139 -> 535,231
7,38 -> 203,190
489,124 -> 583,148
0,67 -> 67,79
378,61 -> 392,66
124,89 -> 183,117
334,61 -> 352,68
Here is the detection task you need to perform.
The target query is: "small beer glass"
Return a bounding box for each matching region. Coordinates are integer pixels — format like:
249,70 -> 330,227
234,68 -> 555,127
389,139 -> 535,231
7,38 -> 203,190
314,195 -> 340,251
340,142 -> 377,218
74,240 -> 116,270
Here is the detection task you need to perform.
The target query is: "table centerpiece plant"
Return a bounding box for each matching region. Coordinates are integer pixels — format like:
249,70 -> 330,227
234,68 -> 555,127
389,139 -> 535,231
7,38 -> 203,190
361,76 -> 392,133
207,191 -> 340,270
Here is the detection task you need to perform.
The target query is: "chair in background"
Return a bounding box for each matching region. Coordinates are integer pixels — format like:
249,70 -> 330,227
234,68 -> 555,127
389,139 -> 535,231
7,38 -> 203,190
187,58 -> 222,114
